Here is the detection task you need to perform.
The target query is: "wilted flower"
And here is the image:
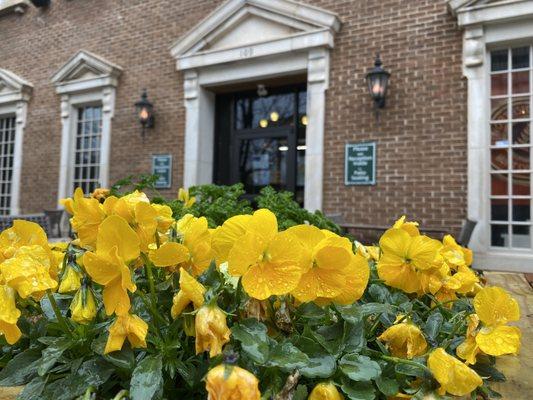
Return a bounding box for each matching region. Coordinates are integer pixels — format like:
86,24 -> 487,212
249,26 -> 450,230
70,287 -> 97,324
195,304 -> 231,358
309,382 -> 344,400
378,318 -> 427,359
205,364 -> 260,400
0,285 -> 21,345
171,268 -> 206,318
427,348 -> 482,396
91,188 -> 110,202
83,215 -> 140,316
104,313 -> 148,354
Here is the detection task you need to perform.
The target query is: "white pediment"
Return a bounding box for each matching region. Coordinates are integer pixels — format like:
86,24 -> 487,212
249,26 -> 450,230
0,68 -> 32,103
52,50 -> 122,94
449,0 -> 533,26
171,0 -> 340,68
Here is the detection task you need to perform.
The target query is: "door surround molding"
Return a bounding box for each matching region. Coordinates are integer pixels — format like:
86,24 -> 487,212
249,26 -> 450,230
170,0 -> 341,211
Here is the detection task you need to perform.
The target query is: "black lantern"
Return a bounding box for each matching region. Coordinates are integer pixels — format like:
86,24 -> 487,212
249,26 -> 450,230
135,89 -> 154,138
366,54 -> 390,109
30,0 -> 50,7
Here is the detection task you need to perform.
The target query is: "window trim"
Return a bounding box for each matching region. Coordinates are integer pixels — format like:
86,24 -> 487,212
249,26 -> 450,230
52,51 -> 121,202
451,2 -> 533,271
0,69 -> 32,215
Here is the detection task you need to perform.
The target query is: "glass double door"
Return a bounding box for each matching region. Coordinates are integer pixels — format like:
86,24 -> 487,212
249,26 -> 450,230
214,84 -> 307,204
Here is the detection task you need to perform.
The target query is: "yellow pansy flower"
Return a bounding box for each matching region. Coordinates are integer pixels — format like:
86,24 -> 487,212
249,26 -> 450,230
60,188 -> 106,249
211,214 -> 252,265
378,319 -> 427,359
427,348 -> 482,397
377,228 -> 442,293
171,268 -> 206,318
70,287 -> 97,324
152,203 -> 174,234
287,225 -> 356,302
104,313 -> 148,354
393,216 -> 420,237
205,364 -> 261,400
0,245 -> 57,299
149,214 -> 212,276
91,188 -> 110,202
456,314 -> 481,364
366,245 -> 381,261
83,215 -> 140,316
178,188 -> 196,208
0,285 -> 21,345
227,209 -> 304,300
195,304 -> 231,358
463,287 -> 522,358
0,220 -> 52,263
58,266 -> 82,293
440,234 -> 473,269
309,382 -> 345,400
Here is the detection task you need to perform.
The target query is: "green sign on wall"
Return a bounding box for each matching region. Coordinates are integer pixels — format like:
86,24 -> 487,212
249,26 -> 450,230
345,142 -> 376,186
152,154 -> 172,189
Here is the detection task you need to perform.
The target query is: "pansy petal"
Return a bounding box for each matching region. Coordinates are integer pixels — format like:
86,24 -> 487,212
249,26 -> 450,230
96,215 -> 140,262
474,286 -> 520,326
149,242 -> 189,267
476,325 -> 521,356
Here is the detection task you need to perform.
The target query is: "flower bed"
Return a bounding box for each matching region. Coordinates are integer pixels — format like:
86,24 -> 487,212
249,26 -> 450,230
0,185 -> 522,399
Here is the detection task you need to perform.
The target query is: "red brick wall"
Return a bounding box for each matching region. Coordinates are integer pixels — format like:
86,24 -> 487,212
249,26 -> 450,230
0,0 -> 467,235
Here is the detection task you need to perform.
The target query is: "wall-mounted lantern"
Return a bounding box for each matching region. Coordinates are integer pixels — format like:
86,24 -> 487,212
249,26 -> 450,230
366,54 -> 390,110
30,0 -> 50,7
135,89 -> 154,138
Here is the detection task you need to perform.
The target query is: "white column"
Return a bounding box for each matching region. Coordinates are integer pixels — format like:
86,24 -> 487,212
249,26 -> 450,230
305,48 -> 329,212
10,100 -> 28,215
183,70 -> 215,188
463,27 -> 489,253
100,87 -> 115,189
57,95 -> 72,204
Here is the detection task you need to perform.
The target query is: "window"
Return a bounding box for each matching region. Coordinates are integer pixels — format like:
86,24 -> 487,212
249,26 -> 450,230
0,116 -> 15,215
490,46 -> 532,250
72,106 -> 102,194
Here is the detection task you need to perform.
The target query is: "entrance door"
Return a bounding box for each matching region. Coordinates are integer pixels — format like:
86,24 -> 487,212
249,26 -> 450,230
214,84 -> 307,204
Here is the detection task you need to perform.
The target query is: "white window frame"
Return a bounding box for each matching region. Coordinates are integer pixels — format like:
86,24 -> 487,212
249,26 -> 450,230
170,0 -> 341,212
449,0 -> 533,271
0,68 -> 32,215
51,50 -> 121,202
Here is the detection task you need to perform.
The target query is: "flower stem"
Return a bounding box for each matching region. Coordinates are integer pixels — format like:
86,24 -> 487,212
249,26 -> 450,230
141,254 -> 158,305
364,349 -> 431,374
46,291 -> 74,338
112,390 -> 129,400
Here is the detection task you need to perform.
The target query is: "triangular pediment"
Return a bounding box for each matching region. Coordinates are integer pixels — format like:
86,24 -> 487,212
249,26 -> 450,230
52,50 -> 122,86
171,0 -> 340,58
449,0 -> 530,15
0,68 -> 32,102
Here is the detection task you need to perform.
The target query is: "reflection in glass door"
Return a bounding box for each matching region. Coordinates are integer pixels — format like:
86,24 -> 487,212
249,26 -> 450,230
214,84 -> 307,204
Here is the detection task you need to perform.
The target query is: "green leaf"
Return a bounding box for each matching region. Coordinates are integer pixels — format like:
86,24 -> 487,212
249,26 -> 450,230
335,304 -> 362,325
231,319 -> 270,364
359,303 -> 394,316
471,363 -> 506,382
296,337 -> 336,379
0,348 -> 41,386
341,377 -> 376,400
37,337 -> 72,376
344,321 -> 366,353
375,376 -> 399,397
424,312 -> 444,341
394,362 -> 427,378
339,354 -> 381,382
130,354 -> 163,400
313,322 -> 345,357
267,342 -> 309,372
293,385 -> 308,400
104,345 -> 136,371
16,376 -> 47,400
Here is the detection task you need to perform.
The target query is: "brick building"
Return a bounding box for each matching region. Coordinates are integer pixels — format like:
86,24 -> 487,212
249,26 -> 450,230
0,0 -> 532,270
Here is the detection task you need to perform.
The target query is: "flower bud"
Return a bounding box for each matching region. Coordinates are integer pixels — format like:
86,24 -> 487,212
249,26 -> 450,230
206,364 -> 260,400
70,287 -> 97,324
309,382 -> 344,400
195,305 -> 231,358
58,266 -> 82,293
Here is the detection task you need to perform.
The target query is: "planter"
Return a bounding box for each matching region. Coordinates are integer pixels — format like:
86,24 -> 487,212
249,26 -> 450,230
0,387 -> 23,400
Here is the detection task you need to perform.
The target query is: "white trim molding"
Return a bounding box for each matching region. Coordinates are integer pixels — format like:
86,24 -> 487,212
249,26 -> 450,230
52,50 -> 122,203
0,0 -> 29,17
170,0 -> 341,212
0,68 -> 32,215
449,0 -> 533,272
